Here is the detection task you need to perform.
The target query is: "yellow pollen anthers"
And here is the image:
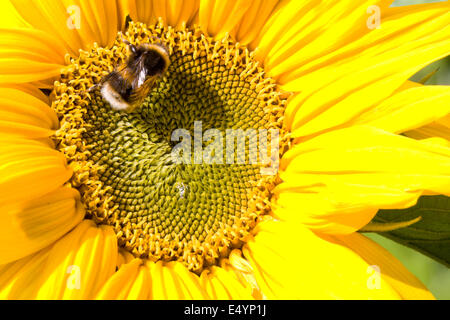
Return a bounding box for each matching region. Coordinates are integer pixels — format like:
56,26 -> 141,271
52,20 -> 289,273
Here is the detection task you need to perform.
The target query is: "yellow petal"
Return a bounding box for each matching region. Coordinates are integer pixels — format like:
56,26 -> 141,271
116,248 -> 135,270
157,0 -> 199,27
254,0 -> 391,75
35,220 -> 118,299
97,259 -> 209,300
199,0 -> 252,39
1,83 -> 50,104
124,0 -> 152,25
280,2 -> 450,138
274,1 -> 449,87
66,0 -> 119,48
231,0 -> 281,47
227,250 -> 264,299
126,262 -> 152,300
0,247 -> 51,299
274,126 -> 450,234
96,258 -> 145,300
200,265 -> 254,300
124,0 -> 199,28
0,28 -> 67,85
243,220 -> 432,299
0,87 -> 58,138
396,80 -> 423,91
0,138 -> 73,205
0,220 -> 117,299
9,0 -> 122,57
0,186 -> 84,264
116,0 -> 130,31
335,232 -> 434,299
405,114 -> 450,142
148,261 -> 208,300
350,86 -> 450,134
0,1 -> 28,28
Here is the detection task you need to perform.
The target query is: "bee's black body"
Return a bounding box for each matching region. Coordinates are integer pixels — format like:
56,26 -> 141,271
99,41 -> 170,112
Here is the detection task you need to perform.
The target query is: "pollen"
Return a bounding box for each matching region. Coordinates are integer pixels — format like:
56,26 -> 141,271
52,20 -> 290,273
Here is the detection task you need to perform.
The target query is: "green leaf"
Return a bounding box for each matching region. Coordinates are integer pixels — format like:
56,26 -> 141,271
370,195 -> 450,268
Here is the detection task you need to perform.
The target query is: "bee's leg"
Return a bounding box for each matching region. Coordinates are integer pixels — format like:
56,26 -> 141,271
88,83 -> 100,92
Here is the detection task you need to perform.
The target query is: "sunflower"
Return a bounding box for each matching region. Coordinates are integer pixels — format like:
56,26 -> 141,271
0,0 -> 449,300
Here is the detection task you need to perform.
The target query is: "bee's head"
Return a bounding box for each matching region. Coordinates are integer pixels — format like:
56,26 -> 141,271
129,43 -> 170,76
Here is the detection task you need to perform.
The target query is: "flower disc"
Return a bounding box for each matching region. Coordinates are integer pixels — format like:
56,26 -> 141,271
53,21 -> 289,272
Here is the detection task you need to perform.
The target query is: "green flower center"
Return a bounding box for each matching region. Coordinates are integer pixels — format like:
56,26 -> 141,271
53,21 -> 288,272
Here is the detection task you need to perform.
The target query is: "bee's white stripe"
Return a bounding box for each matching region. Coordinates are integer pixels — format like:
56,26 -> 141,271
101,82 -> 131,111
137,68 -> 146,87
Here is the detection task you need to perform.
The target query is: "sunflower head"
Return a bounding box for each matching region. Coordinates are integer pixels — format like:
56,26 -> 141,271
52,19 -> 290,273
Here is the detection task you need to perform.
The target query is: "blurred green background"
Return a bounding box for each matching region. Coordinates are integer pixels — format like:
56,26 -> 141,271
366,0 -> 450,300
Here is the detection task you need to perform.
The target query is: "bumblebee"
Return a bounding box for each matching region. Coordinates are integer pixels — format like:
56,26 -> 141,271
99,38 -> 170,112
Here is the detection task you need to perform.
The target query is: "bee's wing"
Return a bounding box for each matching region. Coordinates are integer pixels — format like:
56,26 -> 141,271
131,56 -> 148,89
